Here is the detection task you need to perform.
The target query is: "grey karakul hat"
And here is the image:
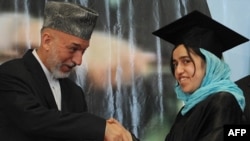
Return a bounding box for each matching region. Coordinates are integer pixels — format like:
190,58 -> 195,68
43,1 -> 99,40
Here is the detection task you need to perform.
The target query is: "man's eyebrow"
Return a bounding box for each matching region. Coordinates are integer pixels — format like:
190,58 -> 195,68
71,43 -> 81,47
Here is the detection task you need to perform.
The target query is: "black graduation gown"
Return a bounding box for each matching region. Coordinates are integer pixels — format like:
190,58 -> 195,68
0,49 -> 106,141
165,92 -> 244,141
235,75 -> 250,123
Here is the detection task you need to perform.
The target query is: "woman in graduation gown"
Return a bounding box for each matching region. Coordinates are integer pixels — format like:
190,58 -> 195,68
153,11 -> 248,141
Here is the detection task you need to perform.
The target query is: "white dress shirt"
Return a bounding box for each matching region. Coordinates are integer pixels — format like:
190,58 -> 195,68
32,50 -> 62,111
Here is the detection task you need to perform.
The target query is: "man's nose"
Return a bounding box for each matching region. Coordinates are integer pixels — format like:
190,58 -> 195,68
72,51 -> 83,65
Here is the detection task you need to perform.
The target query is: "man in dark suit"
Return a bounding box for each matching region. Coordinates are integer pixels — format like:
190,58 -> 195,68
0,1 -> 137,141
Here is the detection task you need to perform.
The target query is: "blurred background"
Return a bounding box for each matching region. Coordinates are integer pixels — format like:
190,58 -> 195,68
0,0 -> 249,140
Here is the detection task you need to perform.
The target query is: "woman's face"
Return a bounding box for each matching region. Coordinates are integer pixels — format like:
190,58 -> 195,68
172,44 -> 206,93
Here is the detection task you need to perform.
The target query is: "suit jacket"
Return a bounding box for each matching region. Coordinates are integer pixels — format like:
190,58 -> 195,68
0,49 -> 106,141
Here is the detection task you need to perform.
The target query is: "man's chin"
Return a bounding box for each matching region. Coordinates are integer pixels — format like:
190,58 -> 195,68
52,65 -> 76,79
52,71 -> 71,79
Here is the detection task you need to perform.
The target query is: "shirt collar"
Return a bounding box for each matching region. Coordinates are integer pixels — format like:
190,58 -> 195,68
32,49 -> 57,82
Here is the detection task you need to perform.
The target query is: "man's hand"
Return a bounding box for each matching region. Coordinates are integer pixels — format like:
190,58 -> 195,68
104,118 -> 132,141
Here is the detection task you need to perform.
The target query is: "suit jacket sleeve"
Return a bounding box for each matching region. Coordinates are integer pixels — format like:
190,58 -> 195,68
0,59 -> 106,141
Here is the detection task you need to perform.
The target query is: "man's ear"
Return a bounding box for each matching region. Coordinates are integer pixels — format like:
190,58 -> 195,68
41,31 -> 52,51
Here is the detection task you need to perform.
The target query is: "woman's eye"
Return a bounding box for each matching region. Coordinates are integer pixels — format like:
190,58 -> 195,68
172,62 -> 178,68
183,59 -> 191,64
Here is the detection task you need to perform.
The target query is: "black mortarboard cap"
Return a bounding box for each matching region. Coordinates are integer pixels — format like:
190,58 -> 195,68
152,10 -> 249,58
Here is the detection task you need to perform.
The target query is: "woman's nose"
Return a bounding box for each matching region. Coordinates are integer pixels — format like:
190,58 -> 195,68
175,64 -> 184,74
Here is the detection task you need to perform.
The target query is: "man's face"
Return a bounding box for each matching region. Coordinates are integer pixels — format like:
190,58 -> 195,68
45,29 -> 89,78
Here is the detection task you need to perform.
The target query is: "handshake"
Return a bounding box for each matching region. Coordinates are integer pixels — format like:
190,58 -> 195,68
105,118 -> 139,141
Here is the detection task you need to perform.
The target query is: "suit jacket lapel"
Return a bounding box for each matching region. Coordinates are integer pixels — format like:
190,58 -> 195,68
60,80 -> 69,112
23,49 -> 58,109
59,78 -> 87,113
